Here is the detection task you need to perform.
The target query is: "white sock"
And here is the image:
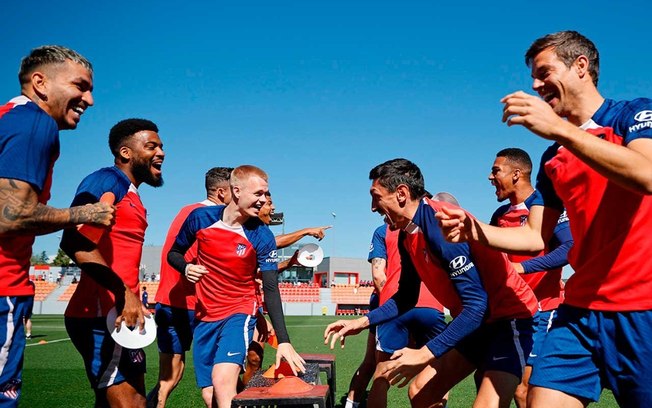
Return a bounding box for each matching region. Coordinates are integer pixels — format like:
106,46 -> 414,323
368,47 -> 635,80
344,398 -> 360,408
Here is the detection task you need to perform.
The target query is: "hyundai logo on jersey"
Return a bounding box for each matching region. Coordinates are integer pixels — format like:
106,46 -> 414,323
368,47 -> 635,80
449,256 -> 467,270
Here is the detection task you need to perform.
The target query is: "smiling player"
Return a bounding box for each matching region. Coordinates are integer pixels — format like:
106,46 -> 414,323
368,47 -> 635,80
168,165 -> 305,408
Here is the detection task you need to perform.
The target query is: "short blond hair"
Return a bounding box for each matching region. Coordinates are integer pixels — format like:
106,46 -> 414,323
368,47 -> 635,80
230,165 -> 268,188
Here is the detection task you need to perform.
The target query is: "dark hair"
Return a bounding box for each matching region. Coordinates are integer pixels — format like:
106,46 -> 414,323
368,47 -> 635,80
496,147 -> 533,175
369,158 -> 425,199
205,167 -> 233,192
525,30 -> 599,86
108,118 -> 158,157
19,45 -> 93,85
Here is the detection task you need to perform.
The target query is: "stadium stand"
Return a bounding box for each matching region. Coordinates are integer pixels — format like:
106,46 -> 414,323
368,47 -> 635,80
33,281 -> 58,301
57,282 -> 78,302
278,282 -> 321,303
331,284 -> 374,315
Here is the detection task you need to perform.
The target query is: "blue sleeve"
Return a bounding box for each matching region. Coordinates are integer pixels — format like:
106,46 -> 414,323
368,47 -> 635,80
174,209 -> 204,253
521,211 -> 572,273
535,145 -> 564,212
255,225 -> 279,273
618,98 -> 652,143
368,225 -> 387,262
0,106 -> 59,191
70,168 -> 129,207
367,231 -> 420,326
420,205 -> 488,358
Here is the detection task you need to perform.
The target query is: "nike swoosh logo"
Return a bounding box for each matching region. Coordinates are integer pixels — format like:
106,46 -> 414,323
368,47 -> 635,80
227,352 -> 241,357
492,356 -> 508,361
529,353 -> 537,358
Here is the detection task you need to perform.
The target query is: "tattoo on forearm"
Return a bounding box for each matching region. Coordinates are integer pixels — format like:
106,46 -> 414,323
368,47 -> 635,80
0,178 -> 103,235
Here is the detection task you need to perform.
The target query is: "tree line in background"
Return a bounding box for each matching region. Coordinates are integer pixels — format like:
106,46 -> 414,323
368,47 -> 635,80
30,249 -> 72,267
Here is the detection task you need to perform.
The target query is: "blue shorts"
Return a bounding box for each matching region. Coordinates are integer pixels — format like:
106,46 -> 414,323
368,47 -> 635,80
456,317 -> 534,379
376,307 -> 446,354
193,314 -> 256,388
530,305 -> 652,406
154,303 -> 196,354
0,296 -> 30,407
65,317 -> 146,390
369,293 -> 379,335
527,309 -> 555,366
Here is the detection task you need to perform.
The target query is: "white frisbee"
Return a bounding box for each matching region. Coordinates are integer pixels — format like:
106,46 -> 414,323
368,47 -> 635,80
297,243 -> 324,267
105,307 -> 157,349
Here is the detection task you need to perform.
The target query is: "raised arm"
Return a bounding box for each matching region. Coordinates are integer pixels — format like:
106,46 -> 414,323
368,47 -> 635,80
437,205 -> 560,253
275,226 -> 331,249
519,215 -> 573,273
502,91 -> 652,194
0,178 -> 113,236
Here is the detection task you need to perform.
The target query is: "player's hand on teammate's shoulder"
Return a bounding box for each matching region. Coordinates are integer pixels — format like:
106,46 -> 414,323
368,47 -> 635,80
276,343 -> 306,375
184,264 -> 208,283
88,201 -> 115,226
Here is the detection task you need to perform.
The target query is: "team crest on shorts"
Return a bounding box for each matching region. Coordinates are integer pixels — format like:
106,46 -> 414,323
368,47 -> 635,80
129,350 -> 145,364
236,243 -> 247,256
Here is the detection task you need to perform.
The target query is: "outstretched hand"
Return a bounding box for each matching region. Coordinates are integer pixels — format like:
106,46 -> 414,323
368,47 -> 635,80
323,317 -> 368,349
305,226 -> 332,241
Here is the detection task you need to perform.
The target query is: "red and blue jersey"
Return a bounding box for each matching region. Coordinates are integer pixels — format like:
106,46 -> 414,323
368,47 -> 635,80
368,198 -> 537,358
65,167 -> 148,318
0,96 -> 59,296
369,224 -> 443,311
490,190 -> 571,311
537,128 -> 652,311
155,200 -> 217,310
174,206 -> 278,322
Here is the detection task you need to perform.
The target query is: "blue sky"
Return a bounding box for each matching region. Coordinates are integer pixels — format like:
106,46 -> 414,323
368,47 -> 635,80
2,1 -> 651,261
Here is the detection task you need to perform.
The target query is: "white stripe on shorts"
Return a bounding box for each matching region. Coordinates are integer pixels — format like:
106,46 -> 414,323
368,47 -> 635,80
243,315 -> 251,349
97,341 -> 123,388
0,297 -> 16,378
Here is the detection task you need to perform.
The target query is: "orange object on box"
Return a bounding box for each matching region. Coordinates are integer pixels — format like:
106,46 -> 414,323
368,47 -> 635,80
77,192 -> 115,243
262,360 -> 297,379
267,376 -> 313,395
266,333 -> 278,349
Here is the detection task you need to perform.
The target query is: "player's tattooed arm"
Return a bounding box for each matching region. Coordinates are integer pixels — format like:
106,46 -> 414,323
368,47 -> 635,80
371,257 -> 387,293
0,178 -> 114,236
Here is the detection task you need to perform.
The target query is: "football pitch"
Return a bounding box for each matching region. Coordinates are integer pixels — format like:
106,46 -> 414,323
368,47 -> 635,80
22,315 -> 618,407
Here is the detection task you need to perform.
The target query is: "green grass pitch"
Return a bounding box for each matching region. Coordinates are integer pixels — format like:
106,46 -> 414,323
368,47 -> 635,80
22,315 -> 618,407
